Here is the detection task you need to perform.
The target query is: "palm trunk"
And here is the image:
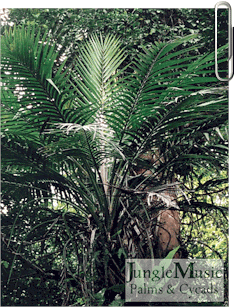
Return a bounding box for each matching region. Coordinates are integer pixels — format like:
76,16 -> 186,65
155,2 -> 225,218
136,152 -> 182,259
155,208 -> 181,258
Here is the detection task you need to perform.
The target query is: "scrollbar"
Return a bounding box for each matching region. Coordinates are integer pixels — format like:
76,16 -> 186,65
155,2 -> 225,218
215,1 -> 234,81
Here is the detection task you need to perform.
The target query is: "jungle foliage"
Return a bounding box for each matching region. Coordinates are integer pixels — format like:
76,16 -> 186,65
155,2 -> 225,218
1,9 -> 228,306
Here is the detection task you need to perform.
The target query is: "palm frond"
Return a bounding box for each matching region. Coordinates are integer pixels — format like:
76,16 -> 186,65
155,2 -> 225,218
70,33 -> 127,125
115,40 -> 228,170
1,25 -> 72,135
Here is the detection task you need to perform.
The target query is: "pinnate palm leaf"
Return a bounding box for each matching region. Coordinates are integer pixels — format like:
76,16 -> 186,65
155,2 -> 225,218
1,25 -> 72,135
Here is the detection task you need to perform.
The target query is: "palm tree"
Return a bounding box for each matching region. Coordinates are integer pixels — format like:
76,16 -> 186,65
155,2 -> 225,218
1,26 -> 228,305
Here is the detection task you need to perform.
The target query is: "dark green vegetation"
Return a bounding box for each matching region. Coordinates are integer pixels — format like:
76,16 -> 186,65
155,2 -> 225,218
1,9 -> 228,306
